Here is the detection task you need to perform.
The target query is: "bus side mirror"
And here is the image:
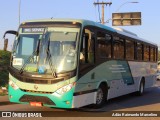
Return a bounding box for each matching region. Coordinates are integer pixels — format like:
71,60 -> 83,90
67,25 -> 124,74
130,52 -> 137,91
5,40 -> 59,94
3,30 -> 18,39
3,30 -> 18,51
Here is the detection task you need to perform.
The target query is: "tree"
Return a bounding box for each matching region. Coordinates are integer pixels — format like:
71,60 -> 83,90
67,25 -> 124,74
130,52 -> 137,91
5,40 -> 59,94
0,50 -> 11,87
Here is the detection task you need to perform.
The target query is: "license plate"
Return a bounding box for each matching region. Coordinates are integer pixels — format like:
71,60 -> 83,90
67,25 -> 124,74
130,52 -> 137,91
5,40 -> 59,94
30,102 -> 42,107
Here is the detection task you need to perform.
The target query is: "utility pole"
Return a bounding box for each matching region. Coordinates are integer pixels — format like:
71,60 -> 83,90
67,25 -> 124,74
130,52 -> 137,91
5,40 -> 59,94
94,1 -> 112,24
3,39 -> 8,51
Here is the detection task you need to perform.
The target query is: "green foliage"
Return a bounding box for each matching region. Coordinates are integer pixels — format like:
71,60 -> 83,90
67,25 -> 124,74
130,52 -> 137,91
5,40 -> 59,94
0,50 -> 11,87
0,50 -> 11,66
0,70 -> 9,86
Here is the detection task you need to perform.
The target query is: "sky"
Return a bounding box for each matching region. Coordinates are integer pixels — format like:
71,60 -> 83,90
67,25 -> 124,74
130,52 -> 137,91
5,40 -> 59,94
0,0 -> 160,50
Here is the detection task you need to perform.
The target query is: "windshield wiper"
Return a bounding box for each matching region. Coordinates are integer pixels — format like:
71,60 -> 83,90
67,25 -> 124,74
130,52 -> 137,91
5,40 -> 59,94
19,39 -> 41,74
46,37 -> 57,78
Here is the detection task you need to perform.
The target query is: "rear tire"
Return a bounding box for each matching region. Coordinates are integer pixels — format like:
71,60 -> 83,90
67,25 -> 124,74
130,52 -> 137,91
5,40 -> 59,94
94,85 -> 107,108
137,81 -> 145,96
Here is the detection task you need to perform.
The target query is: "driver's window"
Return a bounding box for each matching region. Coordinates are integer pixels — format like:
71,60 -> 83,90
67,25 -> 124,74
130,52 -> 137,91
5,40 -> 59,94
80,28 -> 95,64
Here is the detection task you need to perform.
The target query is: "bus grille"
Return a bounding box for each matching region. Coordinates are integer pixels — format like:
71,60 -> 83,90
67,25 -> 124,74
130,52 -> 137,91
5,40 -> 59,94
19,95 -> 55,105
20,89 -> 53,94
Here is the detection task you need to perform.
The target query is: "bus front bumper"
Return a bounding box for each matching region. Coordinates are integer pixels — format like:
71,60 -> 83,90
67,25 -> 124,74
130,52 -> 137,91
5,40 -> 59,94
8,84 -> 74,108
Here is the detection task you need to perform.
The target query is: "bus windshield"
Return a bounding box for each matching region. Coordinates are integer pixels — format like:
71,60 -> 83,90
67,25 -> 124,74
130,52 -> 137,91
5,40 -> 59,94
12,34 -> 42,72
39,28 -> 79,73
12,27 -> 80,74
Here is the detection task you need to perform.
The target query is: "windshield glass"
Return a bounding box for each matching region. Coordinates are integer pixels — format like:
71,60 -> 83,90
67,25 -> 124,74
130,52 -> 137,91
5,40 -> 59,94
39,27 -> 79,73
12,34 -> 42,71
12,27 -> 80,74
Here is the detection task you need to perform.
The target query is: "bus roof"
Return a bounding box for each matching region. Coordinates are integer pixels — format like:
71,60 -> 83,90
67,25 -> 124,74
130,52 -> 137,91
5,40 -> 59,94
22,18 -> 116,32
22,18 -> 157,46
113,27 -> 157,46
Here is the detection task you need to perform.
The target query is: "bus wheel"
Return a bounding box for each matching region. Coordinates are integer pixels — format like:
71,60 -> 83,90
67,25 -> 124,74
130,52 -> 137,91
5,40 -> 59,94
94,85 -> 106,108
137,80 -> 145,96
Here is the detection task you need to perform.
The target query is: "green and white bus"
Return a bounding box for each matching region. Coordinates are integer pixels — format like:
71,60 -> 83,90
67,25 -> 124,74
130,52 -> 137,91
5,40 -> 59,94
4,19 -> 158,108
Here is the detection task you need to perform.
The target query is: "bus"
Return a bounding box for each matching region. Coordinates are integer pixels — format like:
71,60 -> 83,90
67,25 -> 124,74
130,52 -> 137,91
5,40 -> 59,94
4,19 -> 158,108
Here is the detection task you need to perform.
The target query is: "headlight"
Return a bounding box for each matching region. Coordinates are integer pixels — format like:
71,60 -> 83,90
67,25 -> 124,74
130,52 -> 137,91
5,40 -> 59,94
56,83 -> 75,95
9,80 -> 19,90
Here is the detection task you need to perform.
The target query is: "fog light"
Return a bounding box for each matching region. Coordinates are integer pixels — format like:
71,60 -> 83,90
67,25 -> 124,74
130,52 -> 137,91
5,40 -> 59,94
66,101 -> 70,104
10,95 -> 12,98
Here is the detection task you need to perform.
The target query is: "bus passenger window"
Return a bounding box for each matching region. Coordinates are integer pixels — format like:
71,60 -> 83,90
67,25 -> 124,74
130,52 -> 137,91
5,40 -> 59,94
137,42 -> 143,60
155,48 -> 157,62
97,31 -> 111,58
113,37 -> 124,59
144,45 -> 149,61
126,40 -> 134,60
150,47 -> 155,62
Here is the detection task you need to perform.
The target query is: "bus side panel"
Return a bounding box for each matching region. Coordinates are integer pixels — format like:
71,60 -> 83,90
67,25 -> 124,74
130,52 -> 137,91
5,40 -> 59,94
107,79 -> 135,100
128,61 -> 157,91
74,60 -> 137,106
72,92 -> 97,108
73,60 -> 157,107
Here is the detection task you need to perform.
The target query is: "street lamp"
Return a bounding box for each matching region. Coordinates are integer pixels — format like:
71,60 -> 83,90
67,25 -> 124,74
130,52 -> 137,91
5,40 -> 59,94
19,0 -> 21,25
115,1 -> 139,13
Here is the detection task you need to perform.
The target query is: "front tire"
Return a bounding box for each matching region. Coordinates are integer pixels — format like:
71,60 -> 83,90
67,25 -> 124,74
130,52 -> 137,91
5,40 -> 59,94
94,85 -> 107,108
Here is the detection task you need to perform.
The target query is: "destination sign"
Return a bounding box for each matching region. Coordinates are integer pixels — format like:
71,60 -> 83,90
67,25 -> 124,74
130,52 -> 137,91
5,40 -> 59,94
22,28 -> 45,33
